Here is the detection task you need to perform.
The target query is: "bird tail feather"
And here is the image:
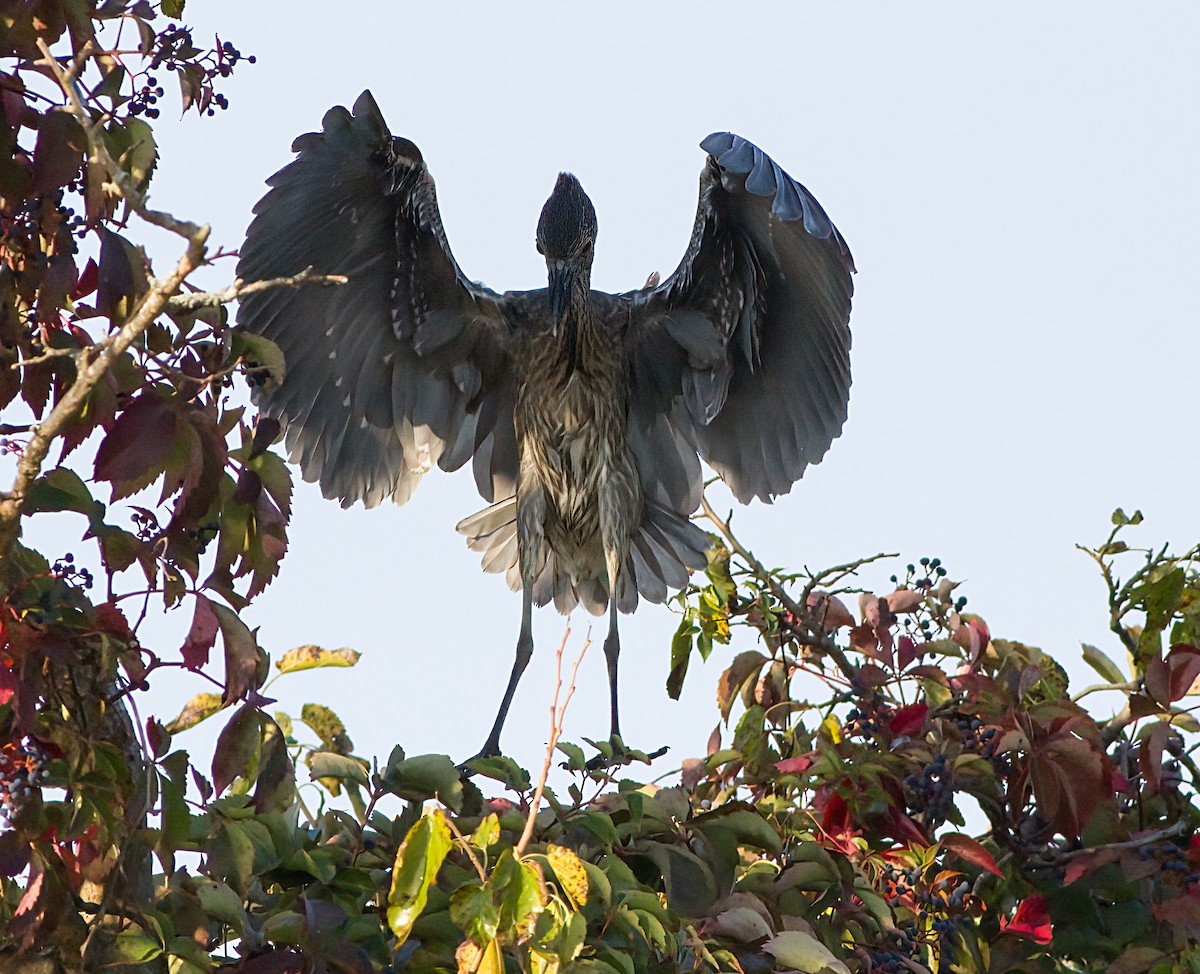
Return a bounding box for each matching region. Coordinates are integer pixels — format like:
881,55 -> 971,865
456,498 -> 711,615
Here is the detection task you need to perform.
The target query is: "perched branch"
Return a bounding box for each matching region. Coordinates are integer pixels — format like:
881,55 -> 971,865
699,492 -> 889,683
515,624 -> 589,857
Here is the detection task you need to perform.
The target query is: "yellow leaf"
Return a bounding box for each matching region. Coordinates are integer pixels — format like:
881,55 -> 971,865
545,844 -> 589,909
821,714 -> 843,744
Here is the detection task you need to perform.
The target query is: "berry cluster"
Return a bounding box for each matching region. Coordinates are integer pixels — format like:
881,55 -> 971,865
955,715 -> 999,758
864,920 -> 920,973
1138,840 -> 1199,885
0,438 -> 24,457
843,704 -> 882,737
130,507 -> 159,541
128,78 -> 165,119
145,26 -> 255,118
51,552 -> 93,590
904,752 -> 954,825
0,739 -> 50,829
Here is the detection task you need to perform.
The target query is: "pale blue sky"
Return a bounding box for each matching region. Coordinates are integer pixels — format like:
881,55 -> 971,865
9,3 -> 1200,776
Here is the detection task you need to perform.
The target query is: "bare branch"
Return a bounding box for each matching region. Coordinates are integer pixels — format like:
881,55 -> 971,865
167,268 -> 348,313
9,345 -> 79,370
515,624 -> 589,857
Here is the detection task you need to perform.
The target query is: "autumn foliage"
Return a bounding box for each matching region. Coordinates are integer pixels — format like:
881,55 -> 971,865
2,3 -> 1200,973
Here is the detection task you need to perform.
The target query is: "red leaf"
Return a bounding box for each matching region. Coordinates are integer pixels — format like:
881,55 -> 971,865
94,602 -> 133,640
1063,847 -> 1119,886
999,894 -> 1052,944
0,658 -> 16,706
72,257 -> 99,299
1166,643 -> 1200,702
941,833 -> 1003,877
897,635 -> 918,670
775,754 -> 815,775
93,392 -> 179,500
1152,897 -> 1200,941
180,594 -> 219,670
889,702 -> 928,738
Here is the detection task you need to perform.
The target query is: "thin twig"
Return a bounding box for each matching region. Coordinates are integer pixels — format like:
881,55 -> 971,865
699,492 -> 883,683
10,346 -> 79,370
444,814 -> 488,883
515,624 -> 589,857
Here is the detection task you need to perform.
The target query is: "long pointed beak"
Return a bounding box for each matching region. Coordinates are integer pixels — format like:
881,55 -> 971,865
547,260 -> 574,329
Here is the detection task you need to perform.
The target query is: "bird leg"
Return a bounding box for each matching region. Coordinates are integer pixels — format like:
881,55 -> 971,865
477,585 -> 534,759
603,549 -> 622,741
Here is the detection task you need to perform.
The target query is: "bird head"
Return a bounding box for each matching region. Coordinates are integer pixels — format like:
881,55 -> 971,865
537,172 -> 597,323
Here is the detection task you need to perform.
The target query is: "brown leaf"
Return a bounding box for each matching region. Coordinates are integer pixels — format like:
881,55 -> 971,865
886,588 -> 923,614
717,652 -> 768,722
180,594 -> 219,670
1138,721 -> 1171,795
805,591 -> 853,631
940,833 -> 1003,877
211,602 -> 262,704
1105,946 -> 1166,974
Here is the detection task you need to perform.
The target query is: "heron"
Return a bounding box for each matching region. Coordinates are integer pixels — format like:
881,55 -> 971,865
236,91 -> 854,757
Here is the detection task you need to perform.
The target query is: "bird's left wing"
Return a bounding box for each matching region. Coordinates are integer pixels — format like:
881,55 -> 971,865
237,91 -> 518,509
625,134 -> 854,508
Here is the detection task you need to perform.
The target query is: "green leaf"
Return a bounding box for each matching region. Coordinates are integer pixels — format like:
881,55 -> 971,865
307,751 -> 370,790
1081,642 -> 1126,685
465,755 -> 531,791
194,878 -> 249,937
450,882 -> 500,944
211,704 -> 261,797
23,466 -> 97,516
110,930 -> 163,963
387,809 -> 453,945
471,813 -> 500,850
764,930 -> 850,973
695,804 -> 782,854
666,613 -> 696,700
275,644 -> 361,674
493,848 -> 545,939
230,331 -> 287,389
556,741 -> 586,770
162,0 -> 185,17
382,753 -> 464,812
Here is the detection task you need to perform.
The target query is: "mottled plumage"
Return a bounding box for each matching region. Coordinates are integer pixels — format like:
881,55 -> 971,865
237,91 -> 854,755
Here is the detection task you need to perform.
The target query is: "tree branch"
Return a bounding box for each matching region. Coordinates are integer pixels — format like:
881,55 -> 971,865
699,492 -> 893,684
167,267 -> 348,312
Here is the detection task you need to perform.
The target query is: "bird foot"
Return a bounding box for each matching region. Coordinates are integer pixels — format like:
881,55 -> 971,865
583,734 -> 668,772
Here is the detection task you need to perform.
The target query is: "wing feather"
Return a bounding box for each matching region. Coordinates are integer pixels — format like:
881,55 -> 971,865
626,133 -> 854,507
237,90 -> 518,509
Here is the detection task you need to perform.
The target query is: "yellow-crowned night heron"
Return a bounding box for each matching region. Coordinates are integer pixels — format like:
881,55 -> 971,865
237,91 -> 854,756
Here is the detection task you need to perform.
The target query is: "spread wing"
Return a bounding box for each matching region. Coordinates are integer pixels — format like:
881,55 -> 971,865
626,133 -> 854,507
237,90 -> 518,509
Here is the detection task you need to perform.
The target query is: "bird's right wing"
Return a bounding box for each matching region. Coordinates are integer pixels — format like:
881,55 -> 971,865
237,91 -> 518,509
624,134 -> 854,509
